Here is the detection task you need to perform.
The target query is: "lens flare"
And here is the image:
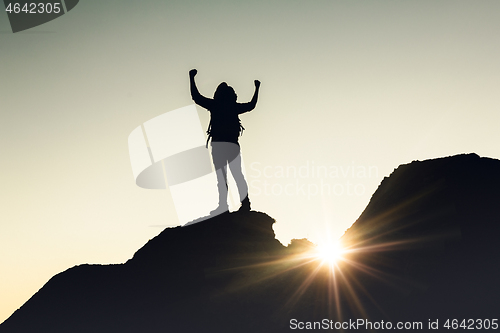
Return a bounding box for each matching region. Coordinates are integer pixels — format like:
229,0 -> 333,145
316,241 -> 344,264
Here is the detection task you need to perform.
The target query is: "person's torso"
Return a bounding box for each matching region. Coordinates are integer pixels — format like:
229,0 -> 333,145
208,104 -> 242,143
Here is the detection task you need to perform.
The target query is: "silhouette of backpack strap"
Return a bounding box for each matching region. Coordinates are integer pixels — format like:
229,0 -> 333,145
205,118 -> 245,148
205,119 -> 212,148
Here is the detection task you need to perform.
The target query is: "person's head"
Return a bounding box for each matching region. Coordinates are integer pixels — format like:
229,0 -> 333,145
214,82 -> 237,103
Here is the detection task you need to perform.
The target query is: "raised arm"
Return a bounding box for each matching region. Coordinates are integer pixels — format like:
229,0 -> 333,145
189,69 -> 213,109
237,80 -> 261,114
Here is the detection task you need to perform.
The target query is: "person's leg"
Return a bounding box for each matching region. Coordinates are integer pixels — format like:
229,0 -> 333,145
227,144 -> 250,211
211,142 -> 229,212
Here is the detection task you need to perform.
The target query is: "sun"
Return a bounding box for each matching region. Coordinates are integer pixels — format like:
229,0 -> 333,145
316,240 -> 344,264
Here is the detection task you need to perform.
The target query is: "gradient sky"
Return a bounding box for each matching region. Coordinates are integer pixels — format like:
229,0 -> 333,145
1,0 -> 500,323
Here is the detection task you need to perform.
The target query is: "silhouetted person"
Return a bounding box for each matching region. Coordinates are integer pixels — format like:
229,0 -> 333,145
189,69 -> 260,214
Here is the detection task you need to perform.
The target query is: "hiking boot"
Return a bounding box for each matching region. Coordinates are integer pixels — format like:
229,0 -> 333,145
238,196 -> 251,212
210,204 -> 229,216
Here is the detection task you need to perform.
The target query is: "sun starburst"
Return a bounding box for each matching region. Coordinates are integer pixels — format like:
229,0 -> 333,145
316,240 -> 345,265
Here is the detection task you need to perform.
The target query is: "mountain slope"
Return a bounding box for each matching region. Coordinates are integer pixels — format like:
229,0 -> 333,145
340,153 -> 500,322
1,153 -> 500,332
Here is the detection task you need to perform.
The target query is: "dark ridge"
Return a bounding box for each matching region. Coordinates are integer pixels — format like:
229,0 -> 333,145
2,153 -> 500,333
0,211 -> 290,333
340,153 -> 500,323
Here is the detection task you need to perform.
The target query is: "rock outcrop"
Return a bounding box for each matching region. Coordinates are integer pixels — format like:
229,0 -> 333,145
2,153 -> 499,332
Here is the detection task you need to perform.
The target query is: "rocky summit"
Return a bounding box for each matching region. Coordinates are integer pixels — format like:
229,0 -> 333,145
1,153 -> 499,333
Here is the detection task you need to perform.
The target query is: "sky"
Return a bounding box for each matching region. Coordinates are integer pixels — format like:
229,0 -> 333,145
1,0 -> 500,324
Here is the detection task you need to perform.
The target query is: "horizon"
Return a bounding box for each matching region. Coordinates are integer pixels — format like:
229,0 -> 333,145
2,0 -> 500,324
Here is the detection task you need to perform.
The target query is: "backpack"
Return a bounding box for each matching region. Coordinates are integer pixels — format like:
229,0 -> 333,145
205,114 -> 245,147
